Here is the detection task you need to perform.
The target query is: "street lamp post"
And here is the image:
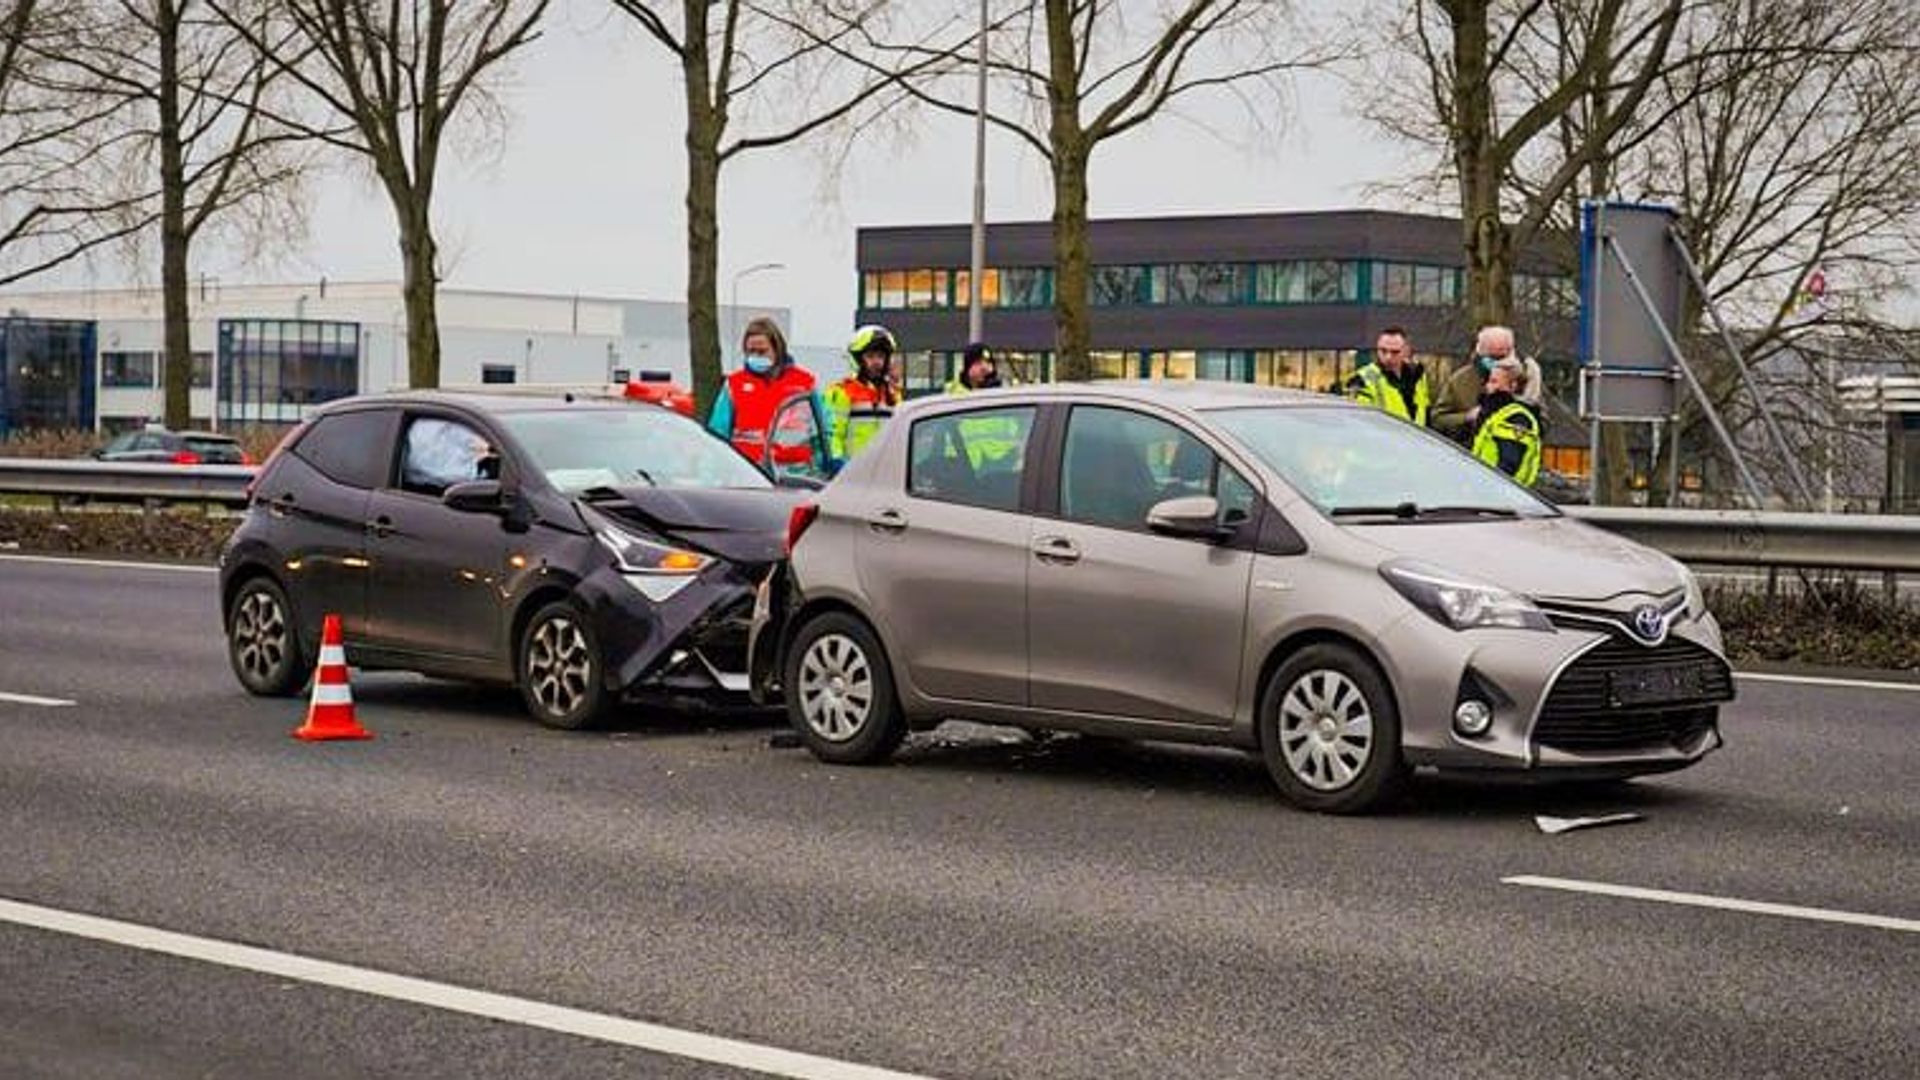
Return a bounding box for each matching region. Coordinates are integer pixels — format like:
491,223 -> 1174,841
730,262 -> 786,361
968,0 -> 988,348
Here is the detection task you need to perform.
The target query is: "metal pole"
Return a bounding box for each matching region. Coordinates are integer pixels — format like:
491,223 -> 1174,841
1666,224 -> 1817,508
730,262 -> 785,358
967,0 -> 988,350
1605,234 -> 1768,507
1586,202 -> 1605,506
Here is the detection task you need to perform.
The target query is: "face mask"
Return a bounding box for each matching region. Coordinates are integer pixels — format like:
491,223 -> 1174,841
1476,355 -> 1498,376
743,354 -> 774,375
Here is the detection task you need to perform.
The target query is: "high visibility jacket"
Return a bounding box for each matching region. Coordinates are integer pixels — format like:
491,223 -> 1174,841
824,377 -> 897,460
1472,400 -> 1542,486
1349,363 -> 1431,425
707,364 -> 829,468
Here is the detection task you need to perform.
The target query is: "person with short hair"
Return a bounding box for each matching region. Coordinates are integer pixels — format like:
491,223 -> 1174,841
1346,326 -> 1439,425
1431,324 -> 1544,443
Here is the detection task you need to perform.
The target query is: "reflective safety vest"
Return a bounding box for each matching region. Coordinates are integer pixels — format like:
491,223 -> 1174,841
1351,363 -> 1430,425
824,377 -> 897,460
709,365 -> 823,467
941,379 -> 1025,468
1472,401 -> 1542,486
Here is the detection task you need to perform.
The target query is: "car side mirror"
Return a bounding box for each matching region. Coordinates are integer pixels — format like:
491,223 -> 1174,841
89,448 -> 105,459
1146,495 -> 1230,541
443,478 -> 506,513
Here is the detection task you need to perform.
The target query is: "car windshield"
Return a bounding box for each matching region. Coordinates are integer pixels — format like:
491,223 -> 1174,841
501,408 -> 771,492
1207,405 -> 1557,519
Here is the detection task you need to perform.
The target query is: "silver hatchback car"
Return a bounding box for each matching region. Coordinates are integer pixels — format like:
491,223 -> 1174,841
753,382 -> 1734,813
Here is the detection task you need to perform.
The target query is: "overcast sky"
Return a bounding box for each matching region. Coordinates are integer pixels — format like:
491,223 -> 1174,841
69,0 -> 1425,350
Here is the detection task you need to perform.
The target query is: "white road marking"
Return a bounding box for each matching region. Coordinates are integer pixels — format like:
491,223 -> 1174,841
0,553 -> 216,574
0,691 -> 76,707
0,897 -> 939,1080
1734,671 -> 1920,694
1504,875 -> 1919,934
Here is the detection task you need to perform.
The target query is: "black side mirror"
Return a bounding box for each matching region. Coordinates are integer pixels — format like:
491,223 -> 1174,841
443,478 -> 507,513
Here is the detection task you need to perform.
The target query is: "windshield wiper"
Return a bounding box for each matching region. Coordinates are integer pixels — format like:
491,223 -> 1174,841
630,467 -> 657,486
579,485 -> 625,502
1329,503 -> 1520,520
1330,502 -> 1420,519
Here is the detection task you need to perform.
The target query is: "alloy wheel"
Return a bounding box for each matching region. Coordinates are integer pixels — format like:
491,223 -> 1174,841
1277,668 -> 1375,791
232,589 -> 289,686
526,616 -> 594,719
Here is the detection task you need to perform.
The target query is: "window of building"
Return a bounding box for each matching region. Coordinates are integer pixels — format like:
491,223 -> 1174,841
955,268 -> 1000,309
1148,351 -> 1198,379
879,270 -> 907,310
1307,260 -> 1356,303
293,408 -> 393,489
102,351 -> 157,388
481,364 -> 516,384
1092,265 -> 1152,307
1001,267 -> 1050,308
1253,350 -> 1306,388
1303,349 -> 1352,393
907,406 -> 1035,512
1199,350 -> 1247,382
219,319 -> 359,425
1089,351 -> 1134,380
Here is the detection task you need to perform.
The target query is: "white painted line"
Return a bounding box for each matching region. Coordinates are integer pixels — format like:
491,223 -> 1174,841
0,691 -> 76,707
1504,875 -> 1920,934
0,897 -> 939,1080
1734,671 -> 1920,694
0,553 -> 216,574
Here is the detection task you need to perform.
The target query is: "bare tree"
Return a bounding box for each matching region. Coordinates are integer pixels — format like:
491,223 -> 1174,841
212,0 -> 549,389
1367,0 -> 1683,326
821,0 -> 1327,381
46,1 -> 315,427
612,0 -> 942,414
0,0 -> 153,285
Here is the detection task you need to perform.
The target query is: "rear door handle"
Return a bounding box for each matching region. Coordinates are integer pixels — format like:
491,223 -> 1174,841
868,508 -> 908,534
268,493 -> 297,517
366,515 -> 395,539
1032,535 -> 1081,565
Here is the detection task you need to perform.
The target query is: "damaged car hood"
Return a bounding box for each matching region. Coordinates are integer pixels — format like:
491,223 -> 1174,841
584,486 -> 805,565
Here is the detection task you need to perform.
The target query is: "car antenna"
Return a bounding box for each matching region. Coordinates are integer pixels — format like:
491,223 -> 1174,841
564,391 -> 575,403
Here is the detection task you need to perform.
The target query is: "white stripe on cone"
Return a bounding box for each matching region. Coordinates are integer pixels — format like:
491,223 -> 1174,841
310,683 -> 353,706
318,645 -> 347,666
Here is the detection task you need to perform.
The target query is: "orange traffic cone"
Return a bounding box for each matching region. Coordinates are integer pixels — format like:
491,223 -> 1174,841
293,614 -> 372,741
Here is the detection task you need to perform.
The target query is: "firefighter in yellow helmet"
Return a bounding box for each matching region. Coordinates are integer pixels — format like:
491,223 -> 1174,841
824,324 -> 902,461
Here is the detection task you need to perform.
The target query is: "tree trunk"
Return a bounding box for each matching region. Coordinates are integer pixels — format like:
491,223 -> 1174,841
1051,141 -> 1091,381
685,104 -> 723,415
396,206 -> 441,388
157,0 -> 192,429
1043,0 -> 1090,381
1450,0 -> 1512,328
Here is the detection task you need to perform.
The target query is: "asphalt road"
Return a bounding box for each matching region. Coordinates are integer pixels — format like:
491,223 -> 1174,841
1,554 -> 1915,1079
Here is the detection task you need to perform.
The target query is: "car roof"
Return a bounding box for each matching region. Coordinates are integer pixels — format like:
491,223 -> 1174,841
318,390 -> 652,417
914,380 -> 1347,414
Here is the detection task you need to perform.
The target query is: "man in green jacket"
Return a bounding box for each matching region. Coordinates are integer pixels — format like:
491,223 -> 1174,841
1431,324 -> 1543,445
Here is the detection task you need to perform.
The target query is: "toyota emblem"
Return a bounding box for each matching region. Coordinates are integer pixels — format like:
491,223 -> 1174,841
1630,604 -> 1668,643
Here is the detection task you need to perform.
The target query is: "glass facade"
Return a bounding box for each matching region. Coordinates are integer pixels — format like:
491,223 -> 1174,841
218,319 -> 360,425
862,259 -> 1569,313
0,318 -> 96,435
102,350 -> 158,387
922,348 -> 1362,397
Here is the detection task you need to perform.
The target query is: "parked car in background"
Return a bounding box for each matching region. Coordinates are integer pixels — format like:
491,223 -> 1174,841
220,392 -> 804,728
92,427 -> 249,465
755,382 -> 1735,814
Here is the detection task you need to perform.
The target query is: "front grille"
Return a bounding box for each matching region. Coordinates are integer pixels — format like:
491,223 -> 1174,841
1534,635 -> 1733,752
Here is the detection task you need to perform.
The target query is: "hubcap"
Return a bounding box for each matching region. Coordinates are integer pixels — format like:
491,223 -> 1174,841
527,616 -> 594,718
232,590 -> 288,684
797,633 -> 874,743
1278,669 -> 1374,791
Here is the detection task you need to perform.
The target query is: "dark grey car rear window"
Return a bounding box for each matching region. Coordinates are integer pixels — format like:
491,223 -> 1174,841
292,410 -> 392,489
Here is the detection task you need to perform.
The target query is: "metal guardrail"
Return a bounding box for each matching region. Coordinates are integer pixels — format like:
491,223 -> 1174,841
2,459 -> 1917,571
1564,506 -> 1920,573
0,458 -> 255,507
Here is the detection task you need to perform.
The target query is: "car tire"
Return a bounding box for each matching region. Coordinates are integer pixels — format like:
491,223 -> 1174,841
226,576 -> 308,697
785,612 -> 905,765
517,600 -> 609,730
1258,643 -> 1408,814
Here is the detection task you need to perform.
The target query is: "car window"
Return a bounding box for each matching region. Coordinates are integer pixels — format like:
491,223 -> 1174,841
399,416 -> 495,496
102,433 -> 137,454
907,406 -> 1035,512
133,433 -> 165,451
184,436 -> 243,463
292,410 -> 393,490
1061,406 -> 1244,532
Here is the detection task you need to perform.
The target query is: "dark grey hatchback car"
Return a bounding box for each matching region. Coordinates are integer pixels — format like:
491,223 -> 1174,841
219,392 -> 802,727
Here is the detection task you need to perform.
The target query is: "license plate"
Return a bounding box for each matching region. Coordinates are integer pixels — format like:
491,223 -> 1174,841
1608,664 -> 1709,707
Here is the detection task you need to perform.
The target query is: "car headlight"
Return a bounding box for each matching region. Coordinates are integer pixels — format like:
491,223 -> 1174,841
595,528 -> 711,603
1380,559 -> 1552,632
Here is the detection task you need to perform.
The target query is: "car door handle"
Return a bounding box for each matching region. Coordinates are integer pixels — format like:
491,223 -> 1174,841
268,493 -> 297,517
1032,536 -> 1081,565
366,515 -> 395,539
868,508 -> 909,534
